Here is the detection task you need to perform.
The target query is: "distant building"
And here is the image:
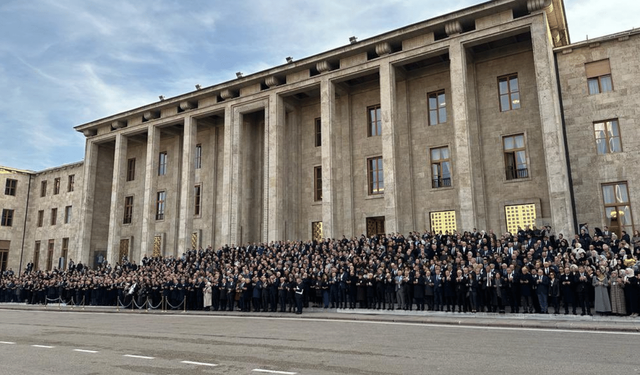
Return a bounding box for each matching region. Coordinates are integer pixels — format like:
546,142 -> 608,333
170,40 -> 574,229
2,0 -> 639,272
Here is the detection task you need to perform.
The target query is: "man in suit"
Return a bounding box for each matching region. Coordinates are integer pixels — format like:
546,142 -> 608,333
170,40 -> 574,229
575,266 -> 591,315
535,269 -> 550,313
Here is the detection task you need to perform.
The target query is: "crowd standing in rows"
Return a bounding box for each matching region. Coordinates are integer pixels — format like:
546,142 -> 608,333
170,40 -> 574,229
1,225 -> 639,316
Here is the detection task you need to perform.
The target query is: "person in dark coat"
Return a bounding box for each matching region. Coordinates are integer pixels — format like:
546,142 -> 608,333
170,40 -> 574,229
413,271 -> 425,311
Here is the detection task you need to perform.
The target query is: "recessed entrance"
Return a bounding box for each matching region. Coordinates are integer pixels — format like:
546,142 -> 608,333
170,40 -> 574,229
366,216 -> 385,237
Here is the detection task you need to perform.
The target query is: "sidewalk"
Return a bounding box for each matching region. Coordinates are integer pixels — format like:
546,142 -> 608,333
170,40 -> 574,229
1,303 -> 639,332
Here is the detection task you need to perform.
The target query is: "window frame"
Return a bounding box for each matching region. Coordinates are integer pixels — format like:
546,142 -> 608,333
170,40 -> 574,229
503,133 -> 529,181
54,177 -> 60,195
4,179 -> 17,196
40,180 -> 47,197
367,104 -> 382,137
314,117 -> 322,147
64,205 -> 72,224
1,209 -> 14,227
127,158 -> 136,182
61,238 -> 69,270
158,151 -> 168,176
430,146 -> 452,188
313,166 -> 322,202
68,174 -> 75,192
50,208 -> 57,226
497,73 -> 521,112
156,191 -> 166,220
367,156 -> 384,195
586,59 -> 613,95
195,144 -> 202,169
427,89 -> 447,125
593,119 -> 622,155
194,185 -> 201,216
123,196 -> 133,224
37,210 -> 44,227
601,181 -> 634,235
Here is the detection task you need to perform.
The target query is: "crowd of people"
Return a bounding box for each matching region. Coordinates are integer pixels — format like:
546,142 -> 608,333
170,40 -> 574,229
1,224 -> 639,317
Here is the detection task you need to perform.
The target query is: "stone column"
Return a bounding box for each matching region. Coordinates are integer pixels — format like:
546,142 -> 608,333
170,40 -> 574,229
140,125 -> 160,257
530,14 -> 574,235
177,116 -> 197,253
267,93 -> 285,242
379,58 -> 400,234
449,40 -> 477,231
320,77 -> 338,239
106,133 -> 128,265
220,105 -> 243,245
77,140 -> 98,265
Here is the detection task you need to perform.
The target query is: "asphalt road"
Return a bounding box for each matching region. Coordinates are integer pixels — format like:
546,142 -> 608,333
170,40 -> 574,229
0,310 -> 639,375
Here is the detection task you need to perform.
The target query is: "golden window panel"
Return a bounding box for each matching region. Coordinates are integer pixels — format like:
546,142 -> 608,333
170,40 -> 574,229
505,204 -> 537,234
191,232 -> 198,250
119,239 -> 129,263
430,211 -> 456,234
153,236 -> 162,258
312,221 -> 323,242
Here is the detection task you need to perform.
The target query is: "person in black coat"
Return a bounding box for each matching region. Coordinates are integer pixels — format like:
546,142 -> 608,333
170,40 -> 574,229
413,272 -> 425,311
575,266 -> 591,315
294,277 -> 304,314
548,271 -> 560,314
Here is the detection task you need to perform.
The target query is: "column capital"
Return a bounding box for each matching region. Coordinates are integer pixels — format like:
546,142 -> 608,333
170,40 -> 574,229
527,0 -> 551,12
375,42 -> 392,57
316,61 -> 332,73
445,20 -> 462,36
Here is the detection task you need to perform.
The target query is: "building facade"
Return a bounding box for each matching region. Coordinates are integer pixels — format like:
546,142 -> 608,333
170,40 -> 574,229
1,0 -> 638,273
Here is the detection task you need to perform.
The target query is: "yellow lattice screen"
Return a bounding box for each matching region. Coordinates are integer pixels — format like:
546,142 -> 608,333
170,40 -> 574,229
312,221 -> 323,242
505,204 -> 537,234
191,232 -> 198,250
153,235 -> 162,258
119,239 -> 129,263
430,211 -> 457,233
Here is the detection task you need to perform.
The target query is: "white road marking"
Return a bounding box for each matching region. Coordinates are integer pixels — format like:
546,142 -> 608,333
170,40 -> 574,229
73,349 -> 98,353
123,354 -> 154,360
0,341 -> 16,345
180,360 -> 218,367
32,345 -> 54,348
252,369 -> 297,375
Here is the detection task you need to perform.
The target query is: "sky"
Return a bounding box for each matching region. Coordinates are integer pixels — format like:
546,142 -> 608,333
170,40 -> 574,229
1,0 -> 638,171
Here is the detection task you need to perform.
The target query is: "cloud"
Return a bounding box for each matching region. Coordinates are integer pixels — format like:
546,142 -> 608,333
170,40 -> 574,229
0,0 -> 637,171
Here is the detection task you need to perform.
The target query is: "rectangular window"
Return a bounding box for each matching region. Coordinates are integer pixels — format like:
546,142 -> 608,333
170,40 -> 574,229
61,238 -> 69,270
315,118 -> 322,147
498,74 -> 520,112
312,221 -> 323,242
127,158 -> 136,181
195,144 -> 202,169
367,156 -> 384,195
194,185 -> 201,216
51,208 -> 57,225
68,174 -> 75,192
54,178 -> 60,195
64,206 -> 72,224
586,59 -> 613,95
158,151 -> 168,176
430,211 -> 457,234
505,204 -> 537,235
156,191 -> 166,220
34,241 -> 41,271
47,239 -> 54,271
40,180 -> 47,197
594,119 -> 622,154
367,105 -> 382,137
37,210 -> 44,227
1,209 -> 14,227
503,134 -> 528,180
314,166 -> 322,201
0,240 -> 8,272
4,179 -> 17,196
602,182 -> 634,235
123,196 -> 133,224
430,146 -> 452,188
428,90 -> 447,125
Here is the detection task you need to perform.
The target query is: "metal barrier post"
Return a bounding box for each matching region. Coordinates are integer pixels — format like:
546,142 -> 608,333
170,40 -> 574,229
183,296 -> 187,313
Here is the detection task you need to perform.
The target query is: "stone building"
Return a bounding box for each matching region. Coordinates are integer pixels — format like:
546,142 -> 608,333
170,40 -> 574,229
1,0 -> 639,272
